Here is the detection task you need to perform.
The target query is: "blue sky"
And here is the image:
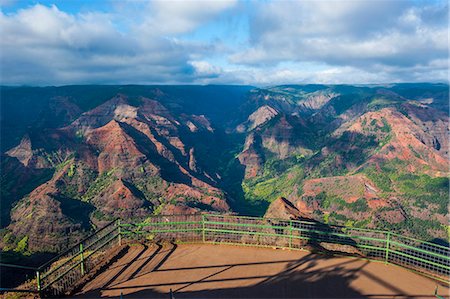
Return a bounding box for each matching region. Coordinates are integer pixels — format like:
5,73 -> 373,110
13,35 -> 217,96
0,0 -> 448,85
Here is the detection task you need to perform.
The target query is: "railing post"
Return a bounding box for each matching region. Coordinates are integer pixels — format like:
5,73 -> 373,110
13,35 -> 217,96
202,214 -> 206,243
385,231 -> 391,264
289,220 -> 293,249
80,243 -> 85,276
36,270 -> 41,292
118,219 -> 122,246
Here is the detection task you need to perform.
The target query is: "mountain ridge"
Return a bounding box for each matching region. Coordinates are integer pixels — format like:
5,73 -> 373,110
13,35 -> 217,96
1,83 -> 448,252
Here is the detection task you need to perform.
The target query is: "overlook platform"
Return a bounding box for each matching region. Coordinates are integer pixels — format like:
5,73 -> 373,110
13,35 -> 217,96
74,243 -> 448,298
2,215 -> 449,298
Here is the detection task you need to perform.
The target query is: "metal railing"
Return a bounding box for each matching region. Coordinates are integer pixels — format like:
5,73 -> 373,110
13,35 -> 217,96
1,213 -> 449,297
1,219 -> 120,296
0,263 -> 40,294
121,214 -> 450,282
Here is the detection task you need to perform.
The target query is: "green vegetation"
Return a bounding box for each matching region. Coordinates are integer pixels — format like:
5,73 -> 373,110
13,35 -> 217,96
309,132 -> 379,178
350,198 -> 369,212
152,203 -> 165,216
361,159 -> 448,214
81,169 -> 117,202
331,93 -> 370,115
134,175 -> 166,203
242,164 -> 304,207
377,217 -> 444,241
367,96 -> 398,110
14,236 -> 29,255
408,144 -> 422,159
344,218 -> 370,228
360,159 -> 448,239
58,162 -> 97,200
0,157 -> 54,227
329,211 -> 348,223
67,164 -> 75,177
306,192 -> 368,213
380,117 -> 391,133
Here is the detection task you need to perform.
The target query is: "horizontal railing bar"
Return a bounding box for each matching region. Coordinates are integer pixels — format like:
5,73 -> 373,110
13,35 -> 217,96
121,221 -> 202,227
204,221 -> 387,245
390,233 -> 450,251
0,263 -> 38,271
205,213 -> 308,223
205,221 -> 387,244
38,219 -> 118,270
121,228 -> 203,234
389,250 -> 450,270
0,288 -> 38,293
390,241 -> 450,261
84,233 -> 119,261
41,228 -> 116,280
40,252 -> 81,281
205,228 -> 289,238
205,228 -> 386,252
12,213 -> 448,295
42,232 -> 119,290
42,257 -> 82,290
293,227 -> 388,243
82,230 -> 117,253
205,220 -> 289,230
205,214 -> 389,234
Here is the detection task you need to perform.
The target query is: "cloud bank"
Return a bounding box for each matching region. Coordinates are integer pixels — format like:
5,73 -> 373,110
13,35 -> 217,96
0,0 -> 448,85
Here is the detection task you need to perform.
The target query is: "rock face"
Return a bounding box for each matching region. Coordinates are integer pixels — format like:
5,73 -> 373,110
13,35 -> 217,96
264,197 -> 311,220
232,84 -> 449,242
1,92 -> 231,252
6,135 -> 33,166
343,106 -> 448,175
238,133 -> 265,178
7,164 -> 85,251
1,83 -> 449,252
301,174 -> 382,203
237,105 -> 279,132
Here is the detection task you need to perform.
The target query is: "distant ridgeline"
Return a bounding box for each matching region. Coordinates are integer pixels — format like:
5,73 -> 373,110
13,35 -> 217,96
0,83 -> 448,253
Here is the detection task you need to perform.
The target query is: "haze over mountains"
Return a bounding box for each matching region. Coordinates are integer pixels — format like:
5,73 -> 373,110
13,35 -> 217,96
1,83 -> 448,252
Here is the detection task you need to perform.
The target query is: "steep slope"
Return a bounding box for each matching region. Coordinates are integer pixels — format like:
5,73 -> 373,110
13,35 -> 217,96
1,94 -> 231,252
342,105 -> 448,175
264,197 -> 311,220
228,84 -> 449,241
1,84 -> 448,252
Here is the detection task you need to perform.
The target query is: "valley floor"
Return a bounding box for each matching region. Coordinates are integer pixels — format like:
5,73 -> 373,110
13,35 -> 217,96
74,243 -> 448,298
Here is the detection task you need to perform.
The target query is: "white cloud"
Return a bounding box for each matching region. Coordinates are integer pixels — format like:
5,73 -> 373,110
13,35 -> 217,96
0,2 -> 236,85
143,0 -> 237,34
189,60 -> 222,76
230,0 -> 448,83
0,1 -> 447,85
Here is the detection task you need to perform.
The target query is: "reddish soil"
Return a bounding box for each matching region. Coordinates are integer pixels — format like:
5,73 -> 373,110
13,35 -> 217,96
264,197 -> 311,220
74,244 -> 449,298
348,107 -> 448,176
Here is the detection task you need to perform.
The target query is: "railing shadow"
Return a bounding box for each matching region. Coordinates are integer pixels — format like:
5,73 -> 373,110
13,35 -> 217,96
74,246 -> 443,299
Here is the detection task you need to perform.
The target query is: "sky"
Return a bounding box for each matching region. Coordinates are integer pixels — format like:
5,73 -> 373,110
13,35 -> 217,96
0,0 -> 448,86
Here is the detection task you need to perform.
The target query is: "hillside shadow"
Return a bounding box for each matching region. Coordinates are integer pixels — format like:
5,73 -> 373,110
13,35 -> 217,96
53,194 -> 94,230
220,157 -> 271,217
0,155 -> 54,227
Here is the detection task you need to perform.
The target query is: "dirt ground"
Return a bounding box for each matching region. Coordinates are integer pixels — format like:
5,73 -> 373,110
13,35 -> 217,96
73,243 -> 449,298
